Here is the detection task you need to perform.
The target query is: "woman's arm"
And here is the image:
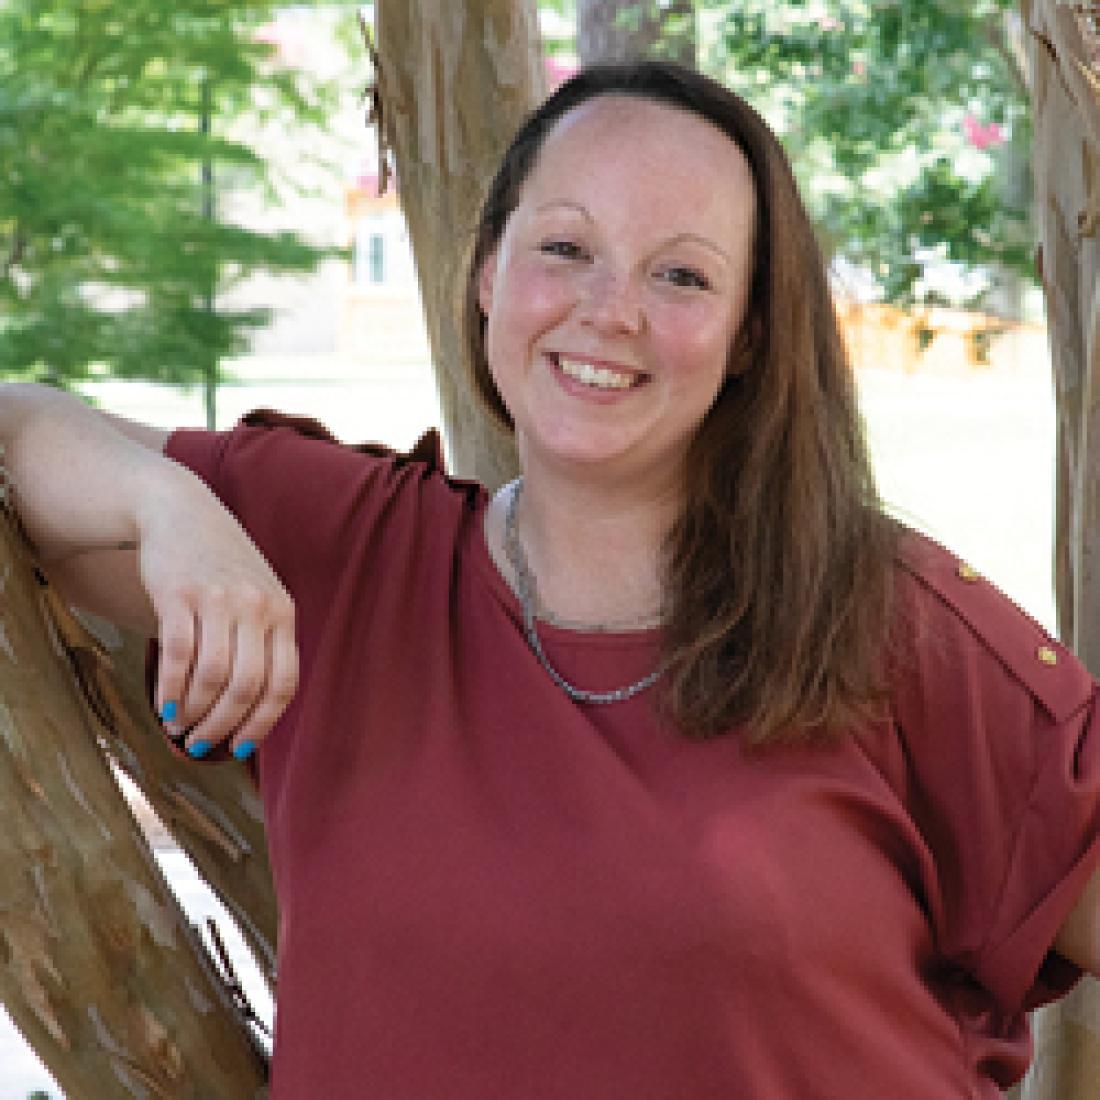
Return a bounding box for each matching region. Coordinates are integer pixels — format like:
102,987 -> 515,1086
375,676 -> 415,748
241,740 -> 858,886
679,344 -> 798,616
1054,865 -> 1100,978
0,382 -> 298,758
2,384 -> 171,604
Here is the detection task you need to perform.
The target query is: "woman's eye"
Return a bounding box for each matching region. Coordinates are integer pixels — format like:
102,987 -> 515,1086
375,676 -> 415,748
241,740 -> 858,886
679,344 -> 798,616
660,266 -> 711,290
539,239 -> 586,260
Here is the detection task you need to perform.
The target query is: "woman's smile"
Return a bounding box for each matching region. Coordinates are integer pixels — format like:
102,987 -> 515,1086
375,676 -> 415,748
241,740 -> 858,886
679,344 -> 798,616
548,351 -> 651,398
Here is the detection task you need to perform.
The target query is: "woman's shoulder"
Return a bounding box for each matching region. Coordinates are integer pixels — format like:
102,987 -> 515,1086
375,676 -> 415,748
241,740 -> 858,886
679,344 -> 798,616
165,409 -> 490,607
169,408 -> 489,521
235,409 -> 484,498
889,527 -> 1093,725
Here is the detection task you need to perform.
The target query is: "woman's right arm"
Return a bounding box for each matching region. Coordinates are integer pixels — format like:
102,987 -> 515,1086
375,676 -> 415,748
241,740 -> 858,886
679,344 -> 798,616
0,382 -> 298,758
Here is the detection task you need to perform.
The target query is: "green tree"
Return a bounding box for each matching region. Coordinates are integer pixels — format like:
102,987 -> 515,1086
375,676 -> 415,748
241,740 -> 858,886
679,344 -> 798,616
0,0 -> 347,408
704,0 -> 1032,314
577,0 -> 696,66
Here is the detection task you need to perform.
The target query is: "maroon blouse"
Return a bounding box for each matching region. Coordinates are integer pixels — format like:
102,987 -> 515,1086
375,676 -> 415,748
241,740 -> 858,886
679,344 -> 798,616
165,414 -> 1100,1099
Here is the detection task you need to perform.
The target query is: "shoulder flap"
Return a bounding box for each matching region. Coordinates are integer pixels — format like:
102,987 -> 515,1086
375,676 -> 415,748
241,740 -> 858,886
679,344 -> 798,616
897,533 -> 1095,725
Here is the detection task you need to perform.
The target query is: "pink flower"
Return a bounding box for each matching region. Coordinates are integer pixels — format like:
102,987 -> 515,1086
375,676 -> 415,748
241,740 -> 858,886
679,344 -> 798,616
818,16 -> 843,31
253,20 -> 310,68
545,56 -> 579,90
963,114 -> 1005,150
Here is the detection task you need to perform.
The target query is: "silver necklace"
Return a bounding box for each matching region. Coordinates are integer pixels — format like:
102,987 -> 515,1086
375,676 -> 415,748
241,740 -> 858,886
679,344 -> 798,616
503,478 -> 665,704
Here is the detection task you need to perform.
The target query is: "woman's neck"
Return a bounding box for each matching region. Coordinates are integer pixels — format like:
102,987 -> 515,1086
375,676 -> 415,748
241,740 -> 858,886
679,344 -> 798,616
487,464 -> 681,630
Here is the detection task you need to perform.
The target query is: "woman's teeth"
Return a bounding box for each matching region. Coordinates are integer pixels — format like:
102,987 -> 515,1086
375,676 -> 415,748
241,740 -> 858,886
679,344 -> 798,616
556,355 -> 638,390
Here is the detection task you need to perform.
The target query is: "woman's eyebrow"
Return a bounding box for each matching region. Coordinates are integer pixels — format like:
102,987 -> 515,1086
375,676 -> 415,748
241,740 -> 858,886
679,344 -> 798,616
663,232 -> 731,264
533,201 -> 731,264
535,199 -> 594,220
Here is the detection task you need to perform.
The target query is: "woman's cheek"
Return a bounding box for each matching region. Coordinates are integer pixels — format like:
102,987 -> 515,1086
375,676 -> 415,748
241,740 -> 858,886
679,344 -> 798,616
652,302 -> 732,368
516,264 -> 579,316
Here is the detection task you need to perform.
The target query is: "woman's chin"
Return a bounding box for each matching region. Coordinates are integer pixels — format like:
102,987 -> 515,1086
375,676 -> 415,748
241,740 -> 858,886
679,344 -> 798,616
519,431 -> 674,483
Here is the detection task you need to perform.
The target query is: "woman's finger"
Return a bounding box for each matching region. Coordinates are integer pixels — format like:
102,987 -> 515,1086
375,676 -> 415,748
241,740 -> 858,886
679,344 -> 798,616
188,613 -> 269,752
228,617 -> 299,757
156,597 -> 196,735
179,591 -> 233,749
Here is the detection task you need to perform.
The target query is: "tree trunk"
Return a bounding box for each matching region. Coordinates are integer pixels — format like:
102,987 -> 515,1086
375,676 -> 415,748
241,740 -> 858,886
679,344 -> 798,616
1012,1 -> 1100,1096
373,0 -> 546,488
59,617 -> 278,984
0,505 -> 269,1098
577,0 -> 696,67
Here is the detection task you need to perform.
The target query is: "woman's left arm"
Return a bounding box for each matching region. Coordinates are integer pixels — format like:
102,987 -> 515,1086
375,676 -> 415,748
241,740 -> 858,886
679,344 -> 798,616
1054,865 -> 1100,977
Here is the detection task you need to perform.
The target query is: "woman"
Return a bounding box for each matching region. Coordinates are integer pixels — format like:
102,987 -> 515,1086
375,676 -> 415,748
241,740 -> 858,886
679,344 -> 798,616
2,62 -> 1098,1098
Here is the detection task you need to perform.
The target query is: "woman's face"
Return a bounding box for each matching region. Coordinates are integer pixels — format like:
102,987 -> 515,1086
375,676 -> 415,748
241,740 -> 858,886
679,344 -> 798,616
478,95 -> 757,490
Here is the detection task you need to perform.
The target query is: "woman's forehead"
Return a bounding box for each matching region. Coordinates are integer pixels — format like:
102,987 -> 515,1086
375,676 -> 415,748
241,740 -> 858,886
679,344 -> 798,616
518,95 -> 756,233
539,94 -> 747,169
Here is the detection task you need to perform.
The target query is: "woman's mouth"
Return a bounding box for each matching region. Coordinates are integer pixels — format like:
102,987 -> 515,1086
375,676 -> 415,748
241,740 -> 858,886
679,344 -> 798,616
549,353 -> 649,391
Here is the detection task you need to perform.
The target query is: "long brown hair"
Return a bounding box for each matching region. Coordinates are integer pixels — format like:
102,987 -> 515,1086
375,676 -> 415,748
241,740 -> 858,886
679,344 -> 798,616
461,61 -> 901,748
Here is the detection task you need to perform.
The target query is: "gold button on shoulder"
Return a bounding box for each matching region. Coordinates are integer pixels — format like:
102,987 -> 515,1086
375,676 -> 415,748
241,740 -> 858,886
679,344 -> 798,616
1037,646 -> 1059,666
956,562 -> 981,582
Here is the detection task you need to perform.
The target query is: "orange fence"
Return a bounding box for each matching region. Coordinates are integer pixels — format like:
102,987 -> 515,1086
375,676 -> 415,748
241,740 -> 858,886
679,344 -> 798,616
836,300 -> 1049,376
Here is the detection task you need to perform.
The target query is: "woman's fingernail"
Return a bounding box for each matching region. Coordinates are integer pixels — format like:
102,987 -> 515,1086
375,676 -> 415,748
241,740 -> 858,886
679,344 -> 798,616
188,740 -> 212,759
233,741 -> 256,761
160,700 -> 178,723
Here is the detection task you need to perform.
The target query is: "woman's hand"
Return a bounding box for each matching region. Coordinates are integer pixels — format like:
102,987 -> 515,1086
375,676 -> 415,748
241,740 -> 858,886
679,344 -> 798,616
0,383 -> 298,760
139,481 -> 299,760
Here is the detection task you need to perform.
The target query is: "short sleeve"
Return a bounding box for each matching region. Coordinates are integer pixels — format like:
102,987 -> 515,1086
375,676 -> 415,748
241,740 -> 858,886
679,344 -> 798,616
977,682 -> 1100,1011
887,534 -> 1100,1018
165,410 -> 450,619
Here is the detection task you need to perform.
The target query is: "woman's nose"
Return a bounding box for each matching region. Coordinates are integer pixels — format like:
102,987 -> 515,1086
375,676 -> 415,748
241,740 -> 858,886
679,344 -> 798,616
577,269 -> 645,336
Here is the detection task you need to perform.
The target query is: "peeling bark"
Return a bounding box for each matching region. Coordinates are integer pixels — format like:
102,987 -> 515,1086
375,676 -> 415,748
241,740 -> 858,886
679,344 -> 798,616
1012,1 -> 1100,1096
57,611 -> 277,986
0,505 -> 268,1098
373,0 -> 545,488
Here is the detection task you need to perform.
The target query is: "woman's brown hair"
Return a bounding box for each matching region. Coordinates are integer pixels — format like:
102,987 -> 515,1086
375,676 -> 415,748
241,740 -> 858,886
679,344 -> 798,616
461,61 -> 901,748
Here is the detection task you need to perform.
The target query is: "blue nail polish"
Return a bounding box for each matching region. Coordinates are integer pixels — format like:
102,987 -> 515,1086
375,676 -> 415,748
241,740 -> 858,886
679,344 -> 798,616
233,741 -> 256,761
161,700 -> 178,723
188,740 -> 212,759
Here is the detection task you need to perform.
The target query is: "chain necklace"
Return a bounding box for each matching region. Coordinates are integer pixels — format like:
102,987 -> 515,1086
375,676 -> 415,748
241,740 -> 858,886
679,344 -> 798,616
503,478 -> 665,704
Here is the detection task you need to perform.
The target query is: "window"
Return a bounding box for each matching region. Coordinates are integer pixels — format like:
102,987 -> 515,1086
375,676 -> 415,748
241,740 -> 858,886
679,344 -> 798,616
369,232 -> 385,283
354,225 -> 387,285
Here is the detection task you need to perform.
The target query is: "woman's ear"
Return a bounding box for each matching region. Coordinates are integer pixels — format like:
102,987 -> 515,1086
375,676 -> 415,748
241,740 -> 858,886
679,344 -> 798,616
477,251 -> 498,315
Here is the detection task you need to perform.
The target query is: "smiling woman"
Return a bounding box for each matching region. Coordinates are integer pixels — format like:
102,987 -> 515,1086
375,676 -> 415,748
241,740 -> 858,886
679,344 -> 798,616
0,60 -> 1097,1100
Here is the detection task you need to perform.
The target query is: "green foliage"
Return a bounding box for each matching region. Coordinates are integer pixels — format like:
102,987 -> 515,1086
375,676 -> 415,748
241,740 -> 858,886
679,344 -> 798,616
593,0 -> 697,59
702,0 -> 1032,310
0,1 -> 350,387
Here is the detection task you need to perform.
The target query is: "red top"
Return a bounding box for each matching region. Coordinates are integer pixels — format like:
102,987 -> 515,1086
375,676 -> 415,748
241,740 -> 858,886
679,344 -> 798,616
166,414 -> 1100,1099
